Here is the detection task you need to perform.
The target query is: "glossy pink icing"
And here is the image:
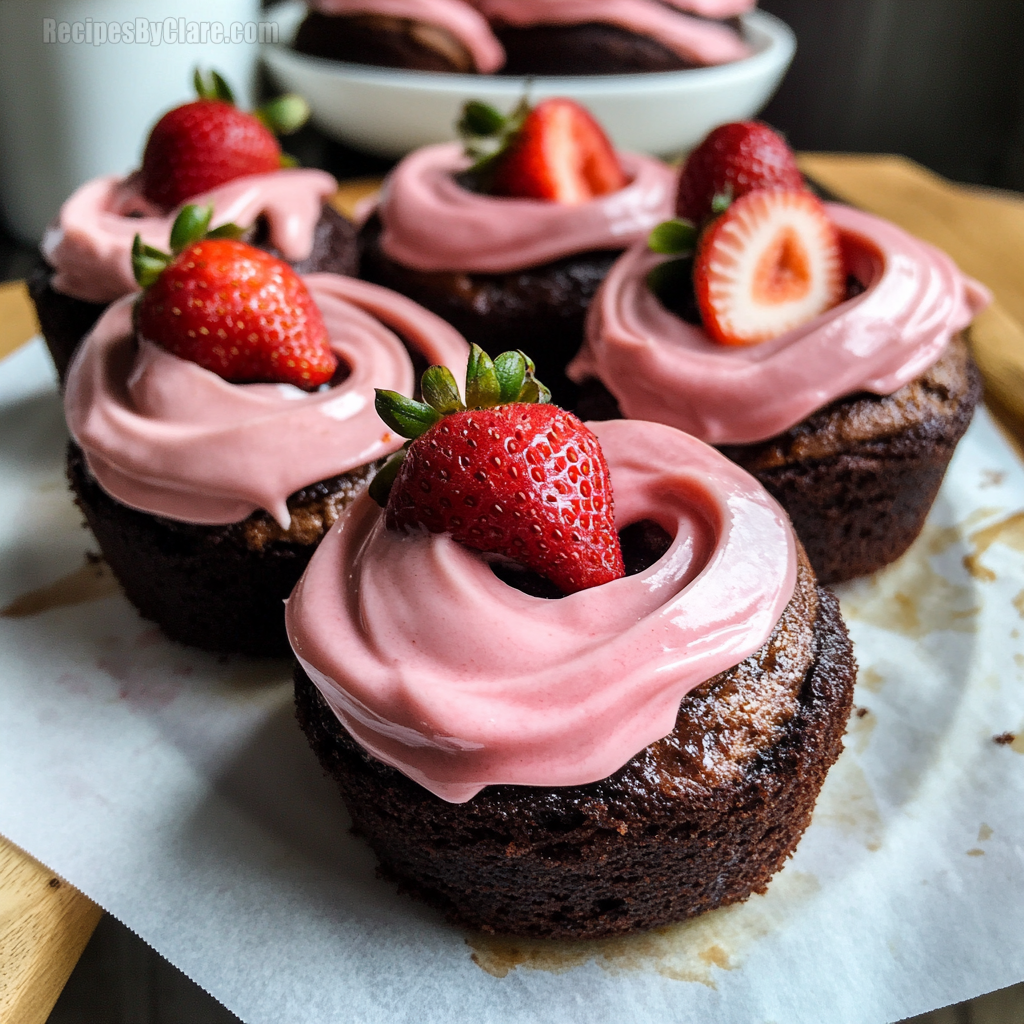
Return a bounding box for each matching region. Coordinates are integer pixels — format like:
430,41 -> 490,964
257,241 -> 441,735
307,0 -> 504,71
379,143 -> 675,272
287,418 -> 797,803
42,169 -> 338,305
473,0 -> 752,65
570,204 -> 992,446
64,274 -> 469,527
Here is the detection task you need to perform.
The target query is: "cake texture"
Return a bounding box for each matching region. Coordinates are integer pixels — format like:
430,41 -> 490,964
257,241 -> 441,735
360,213 -> 618,403
30,204 -> 358,384
69,442 -> 375,655
579,334 -> 982,584
294,551 -> 855,938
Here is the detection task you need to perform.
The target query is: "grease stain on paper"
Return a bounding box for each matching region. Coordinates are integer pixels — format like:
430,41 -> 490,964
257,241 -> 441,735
846,708 -> 877,754
810,754 -> 883,851
964,512 -> 1024,582
1,556 -> 120,617
467,870 -> 820,983
860,667 -> 885,693
978,823 -> 993,841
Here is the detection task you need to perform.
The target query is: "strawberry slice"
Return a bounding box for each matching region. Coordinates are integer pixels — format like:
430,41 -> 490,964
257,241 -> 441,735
677,120 -> 806,224
693,190 -> 844,346
133,205 -> 336,389
372,346 -> 625,595
485,98 -> 627,204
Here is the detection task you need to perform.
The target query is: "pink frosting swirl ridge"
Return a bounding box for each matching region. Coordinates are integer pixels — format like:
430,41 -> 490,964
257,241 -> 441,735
474,0 -> 752,64
379,143 -> 675,272
569,204 -> 992,446
64,274 -> 469,526
42,169 -> 338,304
286,418 -> 797,803
307,0 -> 505,71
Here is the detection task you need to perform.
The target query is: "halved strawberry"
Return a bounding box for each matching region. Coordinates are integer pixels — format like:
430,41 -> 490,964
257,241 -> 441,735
677,120 -> 805,225
133,205 -> 336,389
373,346 -> 625,595
693,190 -> 844,346
461,97 -> 627,204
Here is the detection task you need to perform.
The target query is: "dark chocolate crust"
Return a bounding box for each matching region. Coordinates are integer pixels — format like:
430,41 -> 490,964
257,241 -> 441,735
294,12 -> 475,72
495,22 -> 695,75
359,214 -> 618,404
67,442 -> 377,656
294,556 -> 857,939
578,335 -> 982,585
28,203 -> 358,386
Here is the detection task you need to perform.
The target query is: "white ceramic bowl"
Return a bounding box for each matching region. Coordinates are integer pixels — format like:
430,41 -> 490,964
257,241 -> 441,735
262,2 -> 795,159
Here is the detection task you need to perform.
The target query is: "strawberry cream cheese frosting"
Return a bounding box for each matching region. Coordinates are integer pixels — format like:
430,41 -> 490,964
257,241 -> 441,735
379,143 -> 676,272
64,274 -> 469,526
287,418 -> 797,803
307,0 -> 504,71
570,204 -> 992,445
473,0 -> 753,65
43,169 -> 338,305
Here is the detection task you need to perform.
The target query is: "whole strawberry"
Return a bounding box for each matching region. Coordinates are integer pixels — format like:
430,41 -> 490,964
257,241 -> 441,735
676,121 -> 806,225
139,69 -> 309,210
372,347 -> 625,594
133,205 -> 336,389
457,97 -> 627,204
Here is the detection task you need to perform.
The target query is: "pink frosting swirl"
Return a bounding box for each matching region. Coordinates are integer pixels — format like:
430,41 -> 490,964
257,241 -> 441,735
570,204 -> 992,446
307,0 -> 505,71
379,143 -> 675,272
42,169 -> 338,305
287,418 -> 797,803
473,0 -> 752,64
64,275 -> 469,527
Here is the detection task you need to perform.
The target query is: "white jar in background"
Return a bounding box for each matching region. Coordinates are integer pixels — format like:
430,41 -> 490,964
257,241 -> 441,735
0,0 -> 264,244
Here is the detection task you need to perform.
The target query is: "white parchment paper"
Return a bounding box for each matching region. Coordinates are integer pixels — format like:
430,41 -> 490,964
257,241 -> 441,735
1,338 -> 1023,1024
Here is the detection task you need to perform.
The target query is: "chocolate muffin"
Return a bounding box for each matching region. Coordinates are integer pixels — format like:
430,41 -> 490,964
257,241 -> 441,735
68,442 -> 376,656
294,12 -> 476,72
578,334 -> 981,585
360,213 -> 618,405
495,20 -> 729,75
295,546 -> 856,938
30,204 -> 358,385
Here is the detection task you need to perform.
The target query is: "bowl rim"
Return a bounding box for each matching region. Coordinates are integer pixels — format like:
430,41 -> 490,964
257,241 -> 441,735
262,2 -> 796,95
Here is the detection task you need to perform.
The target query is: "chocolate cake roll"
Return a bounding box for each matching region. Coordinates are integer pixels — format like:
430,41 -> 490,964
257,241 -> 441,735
295,548 -> 856,938
30,204 -> 358,384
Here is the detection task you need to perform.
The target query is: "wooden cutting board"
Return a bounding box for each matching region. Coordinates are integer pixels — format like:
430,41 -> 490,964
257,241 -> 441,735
1,155 -> 1023,1023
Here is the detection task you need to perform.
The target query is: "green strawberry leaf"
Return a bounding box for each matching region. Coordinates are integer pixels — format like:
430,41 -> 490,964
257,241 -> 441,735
647,218 -> 697,255
368,449 -> 407,507
465,344 -> 501,409
457,100 -> 506,139
256,94 -> 311,136
169,204 -> 213,253
421,365 -> 465,415
193,67 -> 236,105
131,235 -> 170,288
375,390 -> 442,439
494,351 -> 527,405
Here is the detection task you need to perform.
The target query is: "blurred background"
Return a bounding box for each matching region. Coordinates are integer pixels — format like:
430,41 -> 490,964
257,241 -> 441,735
0,0 -> 1019,1019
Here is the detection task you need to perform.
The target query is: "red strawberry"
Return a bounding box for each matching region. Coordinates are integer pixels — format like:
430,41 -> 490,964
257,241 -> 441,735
479,98 -> 627,204
134,205 -> 336,389
677,121 -> 805,224
693,190 -> 844,347
138,70 -> 309,210
373,347 -> 625,595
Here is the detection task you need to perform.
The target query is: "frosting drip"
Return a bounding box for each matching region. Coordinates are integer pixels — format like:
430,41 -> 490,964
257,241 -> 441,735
64,274 -> 469,526
287,418 -> 797,803
42,169 -> 338,305
570,204 -> 992,445
474,0 -> 752,65
307,0 -> 505,71
379,143 -> 675,272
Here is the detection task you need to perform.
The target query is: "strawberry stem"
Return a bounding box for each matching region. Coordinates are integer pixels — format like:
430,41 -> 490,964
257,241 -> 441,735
457,96 -> 531,172
132,205 -> 244,288
193,67 -> 235,105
